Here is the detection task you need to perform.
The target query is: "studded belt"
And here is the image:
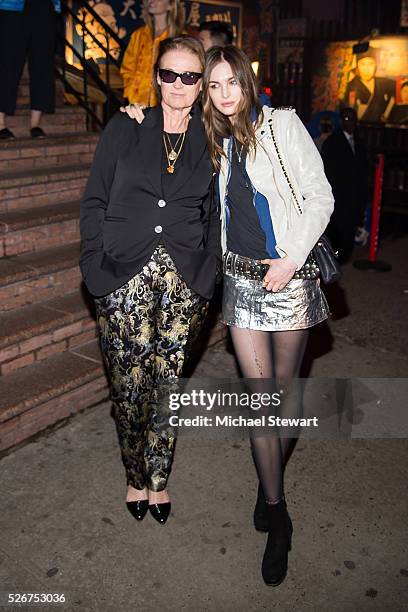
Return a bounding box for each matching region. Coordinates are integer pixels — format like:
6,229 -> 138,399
223,251 -> 320,281
223,251 -> 269,280
293,252 -> 320,280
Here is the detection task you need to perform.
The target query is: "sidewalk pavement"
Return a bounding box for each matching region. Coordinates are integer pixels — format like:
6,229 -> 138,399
0,237 -> 407,612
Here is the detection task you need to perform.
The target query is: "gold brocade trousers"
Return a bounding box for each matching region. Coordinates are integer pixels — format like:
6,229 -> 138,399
95,245 -> 208,491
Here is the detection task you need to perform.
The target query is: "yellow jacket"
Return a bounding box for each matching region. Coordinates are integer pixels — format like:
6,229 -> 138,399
120,24 -> 168,106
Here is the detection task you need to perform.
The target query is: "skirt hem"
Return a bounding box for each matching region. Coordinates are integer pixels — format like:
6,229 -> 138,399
221,313 -> 330,332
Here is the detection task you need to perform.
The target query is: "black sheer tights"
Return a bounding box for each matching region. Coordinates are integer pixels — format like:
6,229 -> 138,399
230,327 -> 309,504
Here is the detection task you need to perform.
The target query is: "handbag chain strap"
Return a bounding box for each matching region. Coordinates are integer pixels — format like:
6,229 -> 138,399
268,110 -> 303,216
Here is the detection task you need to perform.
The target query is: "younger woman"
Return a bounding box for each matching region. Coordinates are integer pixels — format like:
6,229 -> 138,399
202,46 -> 333,586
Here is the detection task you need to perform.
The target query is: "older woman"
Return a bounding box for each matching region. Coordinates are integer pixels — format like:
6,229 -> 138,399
80,36 -> 220,525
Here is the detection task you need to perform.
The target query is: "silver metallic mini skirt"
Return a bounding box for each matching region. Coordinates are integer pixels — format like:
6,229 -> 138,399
221,252 -> 330,332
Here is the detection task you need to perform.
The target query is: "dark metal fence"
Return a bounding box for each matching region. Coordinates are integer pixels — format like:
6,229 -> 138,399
56,0 -> 126,130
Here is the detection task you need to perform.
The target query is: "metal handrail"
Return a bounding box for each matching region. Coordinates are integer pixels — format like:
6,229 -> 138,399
59,0 -> 126,129
63,37 -> 122,106
55,68 -> 104,130
62,1 -> 124,67
63,0 -> 125,55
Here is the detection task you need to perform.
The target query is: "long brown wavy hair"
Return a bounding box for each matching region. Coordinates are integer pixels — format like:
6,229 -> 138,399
202,45 -> 263,169
142,0 -> 185,37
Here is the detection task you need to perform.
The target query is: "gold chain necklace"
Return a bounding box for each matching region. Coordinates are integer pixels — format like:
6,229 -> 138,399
165,132 -> 184,161
163,131 -> 186,174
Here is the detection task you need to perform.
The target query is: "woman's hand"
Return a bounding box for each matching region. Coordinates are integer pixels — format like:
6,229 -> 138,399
261,256 -> 298,292
119,103 -> 146,124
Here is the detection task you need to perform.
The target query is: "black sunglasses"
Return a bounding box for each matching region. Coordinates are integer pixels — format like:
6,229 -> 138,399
158,68 -> 202,85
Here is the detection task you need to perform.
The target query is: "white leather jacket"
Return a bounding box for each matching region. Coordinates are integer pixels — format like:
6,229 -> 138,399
218,106 -> 334,269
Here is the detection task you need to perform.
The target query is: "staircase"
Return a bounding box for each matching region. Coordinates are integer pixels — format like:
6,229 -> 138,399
0,77 -> 108,455
0,69 -> 227,455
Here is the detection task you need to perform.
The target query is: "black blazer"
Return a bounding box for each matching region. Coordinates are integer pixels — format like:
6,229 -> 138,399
79,105 -> 221,299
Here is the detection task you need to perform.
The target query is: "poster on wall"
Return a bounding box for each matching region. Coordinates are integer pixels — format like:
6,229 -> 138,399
311,36 -> 408,125
66,0 -> 242,66
401,0 -> 408,27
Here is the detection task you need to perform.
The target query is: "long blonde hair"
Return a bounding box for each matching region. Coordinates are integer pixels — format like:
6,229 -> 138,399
142,0 -> 185,37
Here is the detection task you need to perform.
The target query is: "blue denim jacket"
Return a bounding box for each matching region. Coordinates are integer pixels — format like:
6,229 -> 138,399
0,0 -> 61,11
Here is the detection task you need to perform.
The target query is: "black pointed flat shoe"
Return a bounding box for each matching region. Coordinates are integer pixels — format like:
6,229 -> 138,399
126,499 -> 149,521
149,502 -> 171,524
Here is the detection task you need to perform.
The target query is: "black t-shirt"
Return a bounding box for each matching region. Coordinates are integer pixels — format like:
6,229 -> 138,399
226,143 -> 269,259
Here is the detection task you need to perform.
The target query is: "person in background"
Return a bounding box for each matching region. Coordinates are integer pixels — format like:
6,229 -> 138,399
197,21 -> 271,107
321,107 -> 368,263
313,115 -> 334,152
198,20 -> 233,52
120,0 -> 184,106
0,0 -> 61,139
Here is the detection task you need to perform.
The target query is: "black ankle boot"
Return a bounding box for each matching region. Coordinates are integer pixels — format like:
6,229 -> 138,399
261,499 -> 293,586
254,485 -> 293,536
254,483 -> 269,532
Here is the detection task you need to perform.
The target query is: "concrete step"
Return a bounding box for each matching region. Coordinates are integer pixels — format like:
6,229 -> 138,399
0,164 -> 89,212
0,289 -> 97,374
0,242 -> 81,311
7,107 -> 87,137
0,133 -> 98,173
0,201 -> 80,257
0,339 -> 107,454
